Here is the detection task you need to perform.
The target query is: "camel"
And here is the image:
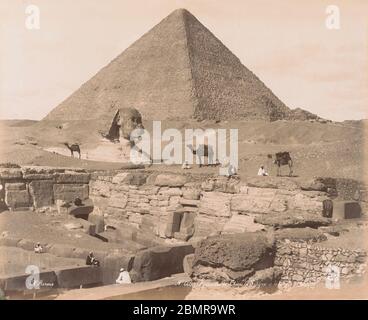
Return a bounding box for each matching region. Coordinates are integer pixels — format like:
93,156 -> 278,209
268,152 -> 293,176
64,143 -> 81,159
186,144 -> 214,167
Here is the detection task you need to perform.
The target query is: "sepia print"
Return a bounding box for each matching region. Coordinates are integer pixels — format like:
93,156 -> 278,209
0,0 -> 367,301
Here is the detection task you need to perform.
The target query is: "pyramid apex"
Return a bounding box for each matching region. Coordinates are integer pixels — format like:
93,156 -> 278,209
169,8 -> 193,18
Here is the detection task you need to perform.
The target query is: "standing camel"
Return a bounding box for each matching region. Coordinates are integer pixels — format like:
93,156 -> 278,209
186,144 -> 214,167
268,152 -> 293,176
64,143 -> 81,159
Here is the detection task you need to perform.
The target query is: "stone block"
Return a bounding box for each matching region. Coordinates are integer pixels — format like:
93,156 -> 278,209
183,254 -> 195,275
0,168 -> 22,179
77,218 -> 96,235
53,184 -> 89,202
332,201 -> 361,219
159,187 -> 183,196
5,183 -> 26,191
246,176 -> 300,191
112,172 -> 131,184
288,192 -> 325,214
177,206 -> 198,213
102,252 -> 135,285
29,180 -> 54,208
55,266 -> 102,288
231,193 -> 287,214
56,199 -> 71,214
5,189 -> 30,209
222,214 -> 264,234
55,173 -> 90,184
182,188 -> 201,200
130,244 -> 194,282
179,199 -> 200,207
199,192 -> 232,217
112,172 -> 147,185
154,174 -> 187,187
165,211 -> 183,238
109,195 -> 128,209
90,180 -> 111,197
88,209 -> 105,233
23,174 -> 55,180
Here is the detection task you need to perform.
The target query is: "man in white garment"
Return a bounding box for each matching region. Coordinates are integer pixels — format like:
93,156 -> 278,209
116,268 -> 132,284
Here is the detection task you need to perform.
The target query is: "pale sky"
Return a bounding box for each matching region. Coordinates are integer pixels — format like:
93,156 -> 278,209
0,0 -> 367,121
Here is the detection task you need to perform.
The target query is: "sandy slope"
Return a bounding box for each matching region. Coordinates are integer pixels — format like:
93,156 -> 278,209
0,119 -> 365,180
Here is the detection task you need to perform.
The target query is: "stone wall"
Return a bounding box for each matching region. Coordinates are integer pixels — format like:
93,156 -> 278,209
275,240 -> 367,287
0,166 -> 90,211
90,172 -> 354,240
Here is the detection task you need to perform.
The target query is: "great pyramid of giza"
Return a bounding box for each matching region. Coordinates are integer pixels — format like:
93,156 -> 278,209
44,8 -> 291,122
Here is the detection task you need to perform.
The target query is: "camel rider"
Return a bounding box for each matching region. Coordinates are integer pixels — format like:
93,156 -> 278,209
258,166 -> 268,176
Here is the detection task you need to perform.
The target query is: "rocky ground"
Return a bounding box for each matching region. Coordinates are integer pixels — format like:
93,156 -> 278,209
0,118 -> 366,299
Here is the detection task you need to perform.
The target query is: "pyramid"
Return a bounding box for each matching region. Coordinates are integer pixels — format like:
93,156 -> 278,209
44,8 -> 290,122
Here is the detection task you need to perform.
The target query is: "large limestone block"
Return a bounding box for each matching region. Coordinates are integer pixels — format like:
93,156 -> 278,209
182,188 -> 201,200
55,172 -> 90,184
275,227 -> 327,242
254,212 -> 331,229
5,189 -> 31,209
199,192 -> 232,217
194,215 -> 228,236
212,176 -> 241,193
165,211 -> 183,238
130,244 -> 194,282
231,194 -> 287,214
192,232 -> 275,283
112,172 -> 147,185
102,252 -> 135,284
183,253 -> 195,275
154,174 -> 187,187
5,183 -> 26,191
108,195 -> 128,209
0,168 -> 22,179
158,187 -> 183,196
88,207 -> 105,233
174,212 -> 196,241
332,201 -> 361,219
222,214 -> 264,234
53,184 -> 89,201
246,177 -> 300,191
55,266 -> 102,288
288,192 -> 325,214
21,166 -> 63,180
29,180 -> 54,208
89,180 -> 111,197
